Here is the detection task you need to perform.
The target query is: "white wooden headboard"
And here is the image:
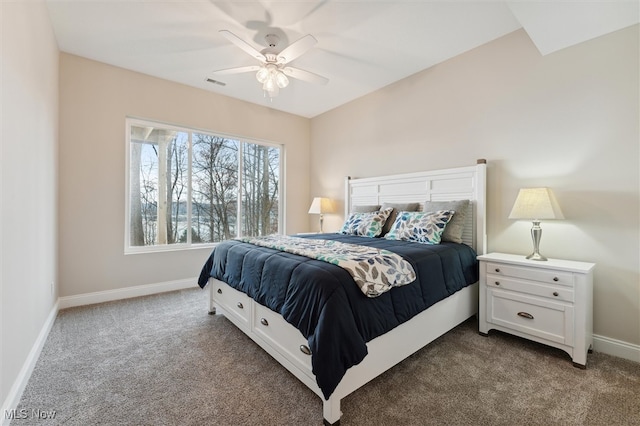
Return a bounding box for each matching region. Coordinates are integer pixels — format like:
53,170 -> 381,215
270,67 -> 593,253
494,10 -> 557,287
344,160 -> 487,255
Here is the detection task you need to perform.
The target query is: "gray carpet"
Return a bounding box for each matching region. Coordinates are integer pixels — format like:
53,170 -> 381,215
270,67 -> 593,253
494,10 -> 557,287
15,288 -> 640,425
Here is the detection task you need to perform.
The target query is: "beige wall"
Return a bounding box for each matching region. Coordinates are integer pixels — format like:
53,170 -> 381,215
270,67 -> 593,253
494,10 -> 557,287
1,0 -> 59,409
58,54 -> 310,297
310,27 -> 639,346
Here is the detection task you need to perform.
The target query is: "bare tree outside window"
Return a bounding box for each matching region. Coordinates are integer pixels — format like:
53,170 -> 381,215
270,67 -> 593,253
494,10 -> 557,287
242,143 -> 279,237
127,120 -> 282,251
192,134 -> 238,243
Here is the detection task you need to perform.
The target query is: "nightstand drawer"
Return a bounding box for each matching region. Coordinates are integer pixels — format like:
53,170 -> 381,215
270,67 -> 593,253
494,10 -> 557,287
486,262 -> 574,287
487,288 -> 574,346
486,274 -> 574,302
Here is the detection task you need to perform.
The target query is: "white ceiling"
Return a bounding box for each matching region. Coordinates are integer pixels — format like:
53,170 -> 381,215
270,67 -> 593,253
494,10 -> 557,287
46,1 -> 638,118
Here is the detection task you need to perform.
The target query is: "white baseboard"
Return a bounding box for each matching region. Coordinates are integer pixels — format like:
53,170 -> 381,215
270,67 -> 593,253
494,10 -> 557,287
58,277 -> 197,309
593,333 -> 640,363
1,300 -> 59,426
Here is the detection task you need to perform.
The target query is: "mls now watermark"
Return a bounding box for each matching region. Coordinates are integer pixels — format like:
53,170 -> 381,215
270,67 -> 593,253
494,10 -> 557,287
4,409 -> 57,421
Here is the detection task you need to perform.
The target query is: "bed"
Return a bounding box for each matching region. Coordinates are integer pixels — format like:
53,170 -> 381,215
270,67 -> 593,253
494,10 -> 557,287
198,160 -> 487,425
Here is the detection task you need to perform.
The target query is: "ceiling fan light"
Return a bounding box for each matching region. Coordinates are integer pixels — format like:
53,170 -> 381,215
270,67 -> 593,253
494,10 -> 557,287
265,84 -> 279,98
275,71 -> 289,88
256,67 -> 269,83
217,30 -> 328,100
263,76 -> 277,93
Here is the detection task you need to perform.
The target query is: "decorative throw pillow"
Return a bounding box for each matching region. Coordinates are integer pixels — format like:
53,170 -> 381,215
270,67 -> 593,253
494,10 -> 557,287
380,202 -> 420,236
423,200 -> 470,244
385,210 -> 454,245
340,208 -> 393,237
352,205 -> 381,213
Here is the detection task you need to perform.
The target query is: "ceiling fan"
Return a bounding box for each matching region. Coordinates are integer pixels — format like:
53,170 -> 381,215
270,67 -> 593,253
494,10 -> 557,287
212,30 -> 329,98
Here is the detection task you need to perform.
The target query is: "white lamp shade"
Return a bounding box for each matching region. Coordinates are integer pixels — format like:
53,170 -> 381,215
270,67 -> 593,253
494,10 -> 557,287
509,188 -> 565,220
308,197 -> 333,214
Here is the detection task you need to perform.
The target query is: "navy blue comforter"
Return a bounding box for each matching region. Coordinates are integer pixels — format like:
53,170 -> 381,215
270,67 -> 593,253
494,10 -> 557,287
197,233 -> 478,399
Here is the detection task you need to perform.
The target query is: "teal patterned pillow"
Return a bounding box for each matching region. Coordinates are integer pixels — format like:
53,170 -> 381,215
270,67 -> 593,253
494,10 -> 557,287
385,210 -> 454,244
340,208 -> 393,237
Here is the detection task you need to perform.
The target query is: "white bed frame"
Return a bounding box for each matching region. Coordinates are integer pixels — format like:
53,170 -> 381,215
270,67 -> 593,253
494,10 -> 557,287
207,160 -> 487,425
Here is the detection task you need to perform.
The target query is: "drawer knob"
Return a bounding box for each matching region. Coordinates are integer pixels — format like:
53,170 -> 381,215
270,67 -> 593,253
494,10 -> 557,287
236,302 -> 243,309
299,345 -> 312,356
217,288 -> 222,294
494,281 -> 500,286
495,268 -> 501,273
260,318 -> 269,326
553,292 -> 559,297
553,277 -> 559,282
517,312 -> 534,320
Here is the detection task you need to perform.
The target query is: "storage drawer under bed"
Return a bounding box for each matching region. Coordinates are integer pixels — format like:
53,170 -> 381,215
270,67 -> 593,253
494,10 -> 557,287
211,280 -> 252,329
253,303 -> 314,377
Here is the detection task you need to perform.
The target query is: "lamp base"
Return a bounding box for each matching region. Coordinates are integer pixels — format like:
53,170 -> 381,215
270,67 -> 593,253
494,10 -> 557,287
526,252 -> 548,261
527,220 -> 547,261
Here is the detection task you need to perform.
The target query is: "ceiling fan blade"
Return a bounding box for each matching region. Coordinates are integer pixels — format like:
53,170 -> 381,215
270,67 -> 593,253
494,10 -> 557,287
277,34 -> 317,64
212,65 -> 261,75
282,67 -> 329,85
219,30 -> 266,62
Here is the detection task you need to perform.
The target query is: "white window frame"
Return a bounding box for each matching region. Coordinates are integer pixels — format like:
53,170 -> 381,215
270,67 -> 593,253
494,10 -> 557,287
124,117 -> 284,254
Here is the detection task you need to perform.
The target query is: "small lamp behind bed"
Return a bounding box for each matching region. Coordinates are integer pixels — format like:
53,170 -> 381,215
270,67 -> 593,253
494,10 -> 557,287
308,197 -> 334,233
509,187 -> 564,261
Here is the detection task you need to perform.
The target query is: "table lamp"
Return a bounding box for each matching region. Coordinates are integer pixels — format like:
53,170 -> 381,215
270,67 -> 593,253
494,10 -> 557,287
308,197 -> 333,233
508,187 -> 564,261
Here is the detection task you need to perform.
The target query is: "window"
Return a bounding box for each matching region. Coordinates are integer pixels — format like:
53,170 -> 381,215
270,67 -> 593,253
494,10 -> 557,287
126,118 -> 282,253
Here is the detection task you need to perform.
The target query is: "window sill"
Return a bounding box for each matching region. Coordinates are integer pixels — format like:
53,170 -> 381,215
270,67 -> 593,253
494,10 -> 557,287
124,243 -> 217,255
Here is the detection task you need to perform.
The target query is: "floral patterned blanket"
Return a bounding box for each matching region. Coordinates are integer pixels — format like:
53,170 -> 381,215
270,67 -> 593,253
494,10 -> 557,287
237,235 -> 416,297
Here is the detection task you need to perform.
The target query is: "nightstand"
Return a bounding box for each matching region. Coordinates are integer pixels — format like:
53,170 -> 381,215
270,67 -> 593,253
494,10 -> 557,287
478,252 -> 595,368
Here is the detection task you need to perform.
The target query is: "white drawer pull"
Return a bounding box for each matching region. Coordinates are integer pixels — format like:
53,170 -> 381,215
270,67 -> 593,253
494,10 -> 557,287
260,318 -> 269,326
299,345 -> 312,355
517,312 -> 534,320
236,302 -> 243,309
